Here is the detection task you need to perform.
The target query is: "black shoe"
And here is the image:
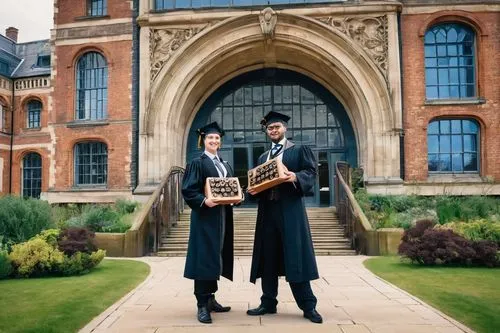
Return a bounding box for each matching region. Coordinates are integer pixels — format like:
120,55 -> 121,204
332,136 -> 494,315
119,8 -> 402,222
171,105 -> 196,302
303,309 -> 323,324
207,296 -> 231,312
197,306 -> 212,324
246,305 -> 277,316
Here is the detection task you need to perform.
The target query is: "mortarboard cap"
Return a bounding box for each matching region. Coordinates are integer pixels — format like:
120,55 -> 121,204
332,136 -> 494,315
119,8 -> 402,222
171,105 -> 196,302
197,122 -> 224,148
260,111 -> 290,127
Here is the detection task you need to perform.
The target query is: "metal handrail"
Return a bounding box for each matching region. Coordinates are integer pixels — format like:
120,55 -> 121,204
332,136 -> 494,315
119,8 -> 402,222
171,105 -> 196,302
334,161 -> 373,253
133,166 -> 185,254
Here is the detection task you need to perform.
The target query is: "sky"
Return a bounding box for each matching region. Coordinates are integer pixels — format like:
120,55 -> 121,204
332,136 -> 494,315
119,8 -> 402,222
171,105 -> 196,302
1,0 -> 53,43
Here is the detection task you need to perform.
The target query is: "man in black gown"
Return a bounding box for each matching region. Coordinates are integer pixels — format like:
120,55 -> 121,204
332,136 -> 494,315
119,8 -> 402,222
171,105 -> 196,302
247,111 -> 323,323
182,122 -> 235,324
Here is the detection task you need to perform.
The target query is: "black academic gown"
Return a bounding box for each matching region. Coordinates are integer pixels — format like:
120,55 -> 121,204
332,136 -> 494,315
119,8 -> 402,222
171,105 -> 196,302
250,141 -> 319,283
182,153 -> 234,281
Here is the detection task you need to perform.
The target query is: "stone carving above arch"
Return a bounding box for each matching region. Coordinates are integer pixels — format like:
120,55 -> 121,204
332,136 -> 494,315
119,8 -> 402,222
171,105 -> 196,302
149,24 -> 218,83
259,7 -> 277,40
318,15 -> 388,78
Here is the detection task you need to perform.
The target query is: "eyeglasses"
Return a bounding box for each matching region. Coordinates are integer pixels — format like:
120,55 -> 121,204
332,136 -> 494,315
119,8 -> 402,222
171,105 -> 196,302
266,124 -> 283,131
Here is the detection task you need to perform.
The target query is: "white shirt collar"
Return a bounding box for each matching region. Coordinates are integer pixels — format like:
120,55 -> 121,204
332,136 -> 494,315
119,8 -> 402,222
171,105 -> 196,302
272,138 -> 287,148
204,150 -> 219,161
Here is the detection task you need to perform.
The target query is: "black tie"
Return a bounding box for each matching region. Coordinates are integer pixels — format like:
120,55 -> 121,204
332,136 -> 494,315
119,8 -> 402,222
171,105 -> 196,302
271,144 -> 283,159
213,157 -> 225,177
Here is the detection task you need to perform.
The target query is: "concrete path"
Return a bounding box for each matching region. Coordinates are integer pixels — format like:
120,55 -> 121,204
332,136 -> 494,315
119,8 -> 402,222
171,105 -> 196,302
80,256 -> 474,333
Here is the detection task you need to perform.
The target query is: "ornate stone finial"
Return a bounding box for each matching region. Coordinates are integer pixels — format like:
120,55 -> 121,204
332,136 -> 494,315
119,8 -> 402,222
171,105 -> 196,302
259,7 -> 277,40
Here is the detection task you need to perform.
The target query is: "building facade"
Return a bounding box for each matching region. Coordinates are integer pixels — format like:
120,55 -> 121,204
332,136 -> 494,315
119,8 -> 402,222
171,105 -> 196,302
0,0 -> 499,204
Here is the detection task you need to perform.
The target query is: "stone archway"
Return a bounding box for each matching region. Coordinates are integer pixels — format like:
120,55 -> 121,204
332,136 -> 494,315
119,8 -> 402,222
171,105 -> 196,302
138,9 -> 402,189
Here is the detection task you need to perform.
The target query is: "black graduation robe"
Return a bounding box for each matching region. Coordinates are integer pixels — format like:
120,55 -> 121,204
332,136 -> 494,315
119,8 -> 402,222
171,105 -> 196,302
249,140 -> 319,283
182,153 -> 234,281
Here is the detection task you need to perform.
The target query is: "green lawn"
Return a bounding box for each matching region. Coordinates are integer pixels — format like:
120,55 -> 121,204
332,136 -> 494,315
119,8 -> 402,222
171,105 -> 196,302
364,256 -> 500,333
0,259 -> 150,333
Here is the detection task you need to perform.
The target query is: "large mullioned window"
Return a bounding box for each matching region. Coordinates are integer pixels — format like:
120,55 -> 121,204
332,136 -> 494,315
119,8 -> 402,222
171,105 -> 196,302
23,153 -> 42,198
155,0 -> 342,10
75,52 -> 108,121
88,0 -> 107,16
27,100 -> 41,128
424,23 -> 476,100
428,119 -> 479,173
74,142 -> 108,186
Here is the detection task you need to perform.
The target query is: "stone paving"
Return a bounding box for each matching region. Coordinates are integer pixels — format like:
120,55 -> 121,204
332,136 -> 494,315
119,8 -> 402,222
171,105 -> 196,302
80,256 -> 474,333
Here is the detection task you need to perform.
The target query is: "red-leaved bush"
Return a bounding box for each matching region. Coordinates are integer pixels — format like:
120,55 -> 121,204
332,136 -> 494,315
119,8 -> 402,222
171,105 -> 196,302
398,219 -> 499,267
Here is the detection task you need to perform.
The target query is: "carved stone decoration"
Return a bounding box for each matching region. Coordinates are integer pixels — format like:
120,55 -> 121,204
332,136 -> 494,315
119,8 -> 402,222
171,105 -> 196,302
259,7 -> 277,40
150,25 -> 210,83
318,15 -> 389,77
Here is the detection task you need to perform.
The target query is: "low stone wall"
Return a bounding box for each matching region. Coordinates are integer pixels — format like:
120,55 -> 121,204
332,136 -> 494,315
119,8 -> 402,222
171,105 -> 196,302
377,228 -> 404,255
94,233 -> 125,257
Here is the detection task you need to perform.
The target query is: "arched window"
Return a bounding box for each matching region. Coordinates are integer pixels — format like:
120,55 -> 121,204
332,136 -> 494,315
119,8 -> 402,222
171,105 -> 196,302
76,52 -> 108,121
424,23 -> 476,99
27,100 -> 41,128
23,153 -> 42,198
74,142 -> 108,185
428,119 -> 479,173
88,0 -> 107,16
0,101 -> 6,131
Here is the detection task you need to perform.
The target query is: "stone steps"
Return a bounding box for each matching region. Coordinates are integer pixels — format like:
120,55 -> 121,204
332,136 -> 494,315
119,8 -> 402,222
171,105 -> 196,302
157,207 -> 355,257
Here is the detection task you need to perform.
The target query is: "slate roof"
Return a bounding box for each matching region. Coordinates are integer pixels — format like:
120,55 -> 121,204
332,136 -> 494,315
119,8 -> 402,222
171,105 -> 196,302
0,33 -> 50,78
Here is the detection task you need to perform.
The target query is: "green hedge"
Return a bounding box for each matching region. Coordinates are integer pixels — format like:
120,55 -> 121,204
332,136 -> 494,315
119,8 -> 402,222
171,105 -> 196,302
0,196 -> 55,248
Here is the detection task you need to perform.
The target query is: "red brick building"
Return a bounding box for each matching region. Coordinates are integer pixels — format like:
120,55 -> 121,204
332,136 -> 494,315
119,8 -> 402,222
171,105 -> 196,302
0,0 -> 499,203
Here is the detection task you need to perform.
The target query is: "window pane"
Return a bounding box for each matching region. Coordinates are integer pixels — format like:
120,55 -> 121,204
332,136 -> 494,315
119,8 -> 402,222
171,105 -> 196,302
438,154 -> 451,172
428,121 -> 439,134
428,154 -> 439,171
464,153 -> 478,171
452,153 -> 463,171
440,120 -> 450,134
428,135 -> 439,153
451,135 -> 462,152
439,135 -> 450,152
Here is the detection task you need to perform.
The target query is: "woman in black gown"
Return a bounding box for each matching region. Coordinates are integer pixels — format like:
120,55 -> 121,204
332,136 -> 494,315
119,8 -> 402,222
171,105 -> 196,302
181,122 -> 239,324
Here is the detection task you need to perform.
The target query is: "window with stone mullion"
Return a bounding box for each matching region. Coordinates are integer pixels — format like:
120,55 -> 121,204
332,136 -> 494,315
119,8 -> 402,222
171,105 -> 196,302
75,142 -> 108,186
27,101 -> 41,128
23,153 -> 42,198
76,52 -> 108,121
88,0 -> 107,16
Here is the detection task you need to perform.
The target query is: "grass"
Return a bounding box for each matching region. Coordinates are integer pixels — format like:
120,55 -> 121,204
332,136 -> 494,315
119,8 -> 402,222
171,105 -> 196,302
364,256 -> 500,333
0,259 -> 150,333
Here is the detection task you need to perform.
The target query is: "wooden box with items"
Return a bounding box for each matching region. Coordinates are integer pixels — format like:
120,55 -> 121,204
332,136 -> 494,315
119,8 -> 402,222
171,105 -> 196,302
204,177 -> 243,204
247,158 -> 287,194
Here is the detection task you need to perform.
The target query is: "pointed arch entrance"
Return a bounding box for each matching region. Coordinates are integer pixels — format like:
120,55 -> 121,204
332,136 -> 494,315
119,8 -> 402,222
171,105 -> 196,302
187,69 -> 357,206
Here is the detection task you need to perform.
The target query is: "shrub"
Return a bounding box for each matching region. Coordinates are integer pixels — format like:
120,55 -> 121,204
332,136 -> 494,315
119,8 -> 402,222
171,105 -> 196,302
9,238 -> 65,277
399,220 -> 499,267
437,220 -> 500,245
0,196 -> 55,246
51,203 -> 82,228
33,229 -> 60,247
0,249 -> 12,279
66,205 -> 120,232
115,199 -> 139,215
58,227 -> 97,256
58,249 -> 106,276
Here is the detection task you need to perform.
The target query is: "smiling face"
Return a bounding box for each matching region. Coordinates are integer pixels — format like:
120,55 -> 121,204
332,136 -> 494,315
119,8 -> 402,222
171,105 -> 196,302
266,121 -> 287,143
203,133 -> 221,154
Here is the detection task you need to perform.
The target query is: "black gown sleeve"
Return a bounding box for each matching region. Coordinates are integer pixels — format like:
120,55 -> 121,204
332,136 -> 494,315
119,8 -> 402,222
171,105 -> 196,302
182,160 -> 206,210
294,145 -> 317,196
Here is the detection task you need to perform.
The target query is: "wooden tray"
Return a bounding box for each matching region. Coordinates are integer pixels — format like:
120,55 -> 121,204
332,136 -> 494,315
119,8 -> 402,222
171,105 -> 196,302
247,158 -> 287,194
204,177 -> 242,204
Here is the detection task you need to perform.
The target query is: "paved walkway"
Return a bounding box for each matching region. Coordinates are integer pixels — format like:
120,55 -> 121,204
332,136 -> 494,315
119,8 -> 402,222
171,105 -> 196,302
80,256 -> 474,333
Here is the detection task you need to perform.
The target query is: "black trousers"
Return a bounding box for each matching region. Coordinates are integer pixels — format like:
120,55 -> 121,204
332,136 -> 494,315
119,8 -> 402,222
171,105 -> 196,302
194,280 -> 218,307
259,200 -> 317,312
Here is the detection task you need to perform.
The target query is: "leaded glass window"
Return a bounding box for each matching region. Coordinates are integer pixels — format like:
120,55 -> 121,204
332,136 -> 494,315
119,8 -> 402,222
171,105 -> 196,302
27,100 -> 41,128
74,142 -> 108,186
428,119 -> 479,173
155,0 -> 342,10
23,153 -> 42,198
76,52 -> 108,120
208,83 -> 344,148
88,0 -> 107,16
424,23 -> 476,99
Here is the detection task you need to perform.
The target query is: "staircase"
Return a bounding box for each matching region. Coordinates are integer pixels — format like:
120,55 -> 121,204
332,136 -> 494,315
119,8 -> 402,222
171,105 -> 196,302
157,207 -> 356,257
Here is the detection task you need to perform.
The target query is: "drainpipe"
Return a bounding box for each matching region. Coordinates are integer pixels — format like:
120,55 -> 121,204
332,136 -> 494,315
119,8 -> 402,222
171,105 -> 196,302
8,79 -> 15,193
397,11 -> 405,181
131,0 -> 140,190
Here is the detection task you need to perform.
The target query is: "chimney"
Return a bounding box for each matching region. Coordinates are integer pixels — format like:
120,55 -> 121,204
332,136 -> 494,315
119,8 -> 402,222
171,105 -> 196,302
6,27 -> 18,42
